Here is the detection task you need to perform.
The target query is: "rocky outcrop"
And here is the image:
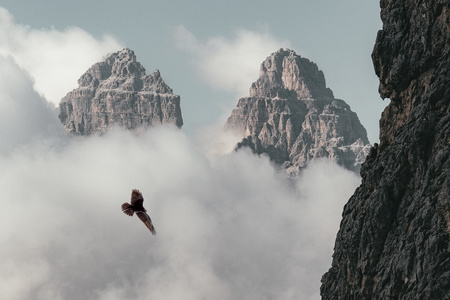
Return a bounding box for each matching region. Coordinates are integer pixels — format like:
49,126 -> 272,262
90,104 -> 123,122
321,1 -> 450,299
225,49 -> 370,174
59,49 -> 183,135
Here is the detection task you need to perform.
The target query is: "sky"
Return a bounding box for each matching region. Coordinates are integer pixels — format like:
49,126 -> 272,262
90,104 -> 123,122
0,1 -> 385,299
0,0 -> 386,143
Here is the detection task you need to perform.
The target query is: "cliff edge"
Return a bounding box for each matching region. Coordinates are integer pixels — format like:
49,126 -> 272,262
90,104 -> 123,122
321,1 -> 450,299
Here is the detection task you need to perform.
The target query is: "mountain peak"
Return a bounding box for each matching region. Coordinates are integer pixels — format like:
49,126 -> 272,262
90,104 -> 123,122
59,49 -> 182,135
109,48 -> 144,78
249,48 -> 334,100
226,49 -> 370,174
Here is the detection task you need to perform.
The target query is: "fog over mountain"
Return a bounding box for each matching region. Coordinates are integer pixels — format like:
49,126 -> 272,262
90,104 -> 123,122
0,30 -> 361,300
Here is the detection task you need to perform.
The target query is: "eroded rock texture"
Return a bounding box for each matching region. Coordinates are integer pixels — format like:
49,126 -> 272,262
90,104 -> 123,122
59,48 -> 183,135
321,1 -> 450,299
225,49 -> 370,174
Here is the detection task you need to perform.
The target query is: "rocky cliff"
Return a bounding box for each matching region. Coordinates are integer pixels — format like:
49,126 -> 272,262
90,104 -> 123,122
321,1 -> 450,299
59,49 -> 183,135
225,49 -> 371,174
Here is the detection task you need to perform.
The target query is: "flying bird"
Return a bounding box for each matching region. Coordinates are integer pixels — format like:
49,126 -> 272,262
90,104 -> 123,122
121,189 -> 156,235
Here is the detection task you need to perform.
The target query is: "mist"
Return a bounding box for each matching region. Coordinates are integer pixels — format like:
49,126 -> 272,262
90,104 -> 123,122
0,7 -> 122,106
175,25 -> 290,97
0,77 -> 361,299
0,121 -> 360,300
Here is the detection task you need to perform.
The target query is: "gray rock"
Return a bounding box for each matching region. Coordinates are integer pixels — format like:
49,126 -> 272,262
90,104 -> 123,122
225,48 -> 370,174
59,48 -> 183,135
321,0 -> 450,299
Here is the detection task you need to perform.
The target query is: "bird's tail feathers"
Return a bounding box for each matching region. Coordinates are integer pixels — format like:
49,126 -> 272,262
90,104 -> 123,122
121,203 -> 134,216
150,227 -> 157,235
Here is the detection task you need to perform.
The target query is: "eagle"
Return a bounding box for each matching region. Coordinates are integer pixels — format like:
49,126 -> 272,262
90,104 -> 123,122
121,189 -> 156,235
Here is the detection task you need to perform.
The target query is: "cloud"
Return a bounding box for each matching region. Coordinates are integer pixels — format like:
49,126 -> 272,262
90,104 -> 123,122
0,123 -> 360,299
0,54 -> 67,154
175,25 -> 291,96
0,6 -> 123,106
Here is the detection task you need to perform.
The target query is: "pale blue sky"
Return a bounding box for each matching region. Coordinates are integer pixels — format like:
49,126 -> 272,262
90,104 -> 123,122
1,0 -> 386,143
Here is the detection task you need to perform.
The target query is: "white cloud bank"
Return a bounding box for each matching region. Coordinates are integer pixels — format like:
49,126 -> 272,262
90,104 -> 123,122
0,55 -> 361,300
0,7 -> 123,106
0,54 -> 67,153
0,126 -> 360,300
175,25 -> 291,97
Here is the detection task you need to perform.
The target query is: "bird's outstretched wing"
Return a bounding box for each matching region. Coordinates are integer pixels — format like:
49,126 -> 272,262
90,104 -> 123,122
136,211 -> 157,235
131,189 -> 144,205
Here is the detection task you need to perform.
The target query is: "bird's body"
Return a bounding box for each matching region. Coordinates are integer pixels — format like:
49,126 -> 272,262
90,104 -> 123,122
121,202 -> 145,215
122,189 -> 156,235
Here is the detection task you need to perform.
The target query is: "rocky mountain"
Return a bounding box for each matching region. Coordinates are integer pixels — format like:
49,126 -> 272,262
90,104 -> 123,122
225,48 -> 371,174
321,1 -> 450,299
59,48 -> 183,135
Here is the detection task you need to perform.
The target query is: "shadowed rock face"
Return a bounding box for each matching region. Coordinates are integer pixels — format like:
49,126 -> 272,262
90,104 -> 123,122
225,48 -> 370,174
321,1 -> 450,299
59,48 -> 183,135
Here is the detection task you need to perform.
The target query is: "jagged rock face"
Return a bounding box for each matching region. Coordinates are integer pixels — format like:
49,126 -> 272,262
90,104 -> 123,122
225,49 -> 370,174
249,49 -> 334,100
59,49 -> 183,135
321,1 -> 450,299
